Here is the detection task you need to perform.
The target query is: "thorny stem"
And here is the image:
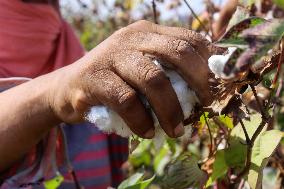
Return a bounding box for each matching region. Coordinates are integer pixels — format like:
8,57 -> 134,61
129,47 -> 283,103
183,0 -> 209,35
152,0 -> 158,24
204,113 -> 214,157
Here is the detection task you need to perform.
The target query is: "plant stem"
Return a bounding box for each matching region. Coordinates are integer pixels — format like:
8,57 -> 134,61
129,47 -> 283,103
234,83 -> 272,182
204,113 -> 214,156
239,119 -> 251,146
152,0 -> 158,24
250,84 -> 267,118
272,38 -> 284,88
183,0 -> 209,34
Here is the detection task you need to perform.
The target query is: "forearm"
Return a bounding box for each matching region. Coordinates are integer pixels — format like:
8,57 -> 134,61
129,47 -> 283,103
0,72 -> 61,172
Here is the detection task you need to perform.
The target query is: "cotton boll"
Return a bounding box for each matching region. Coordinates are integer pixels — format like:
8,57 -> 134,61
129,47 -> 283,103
86,106 -> 112,132
86,106 -> 132,137
208,47 -> 237,79
166,70 -> 198,119
86,60 -> 198,141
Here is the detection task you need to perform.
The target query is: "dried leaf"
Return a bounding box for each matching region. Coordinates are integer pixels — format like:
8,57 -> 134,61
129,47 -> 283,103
226,6 -> 250,31
218,17 -> 266,48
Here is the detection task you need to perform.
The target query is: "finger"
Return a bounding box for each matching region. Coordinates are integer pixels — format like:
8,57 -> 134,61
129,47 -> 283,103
88,69 -> 154,138
113,51 -> 184,138
135,33 -> 213,105
128,20 -> 226,57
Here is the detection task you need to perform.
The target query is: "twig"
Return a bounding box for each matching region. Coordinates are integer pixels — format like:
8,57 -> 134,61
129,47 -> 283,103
183,0 -> 209,34
231,44 -> 283,182
152,0 -> 158,24
204,113 -> 214,156
267,39 -> 284,108
239,119 -> 251,146
272,38 -> 284,89
234,83 -> 273,182
250,84 -> 267,118
237,179 -> 245,189
276,78 -> 283,98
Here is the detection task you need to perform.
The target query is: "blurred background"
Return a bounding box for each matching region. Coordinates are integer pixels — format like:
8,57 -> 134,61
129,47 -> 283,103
59,0 -> 224,50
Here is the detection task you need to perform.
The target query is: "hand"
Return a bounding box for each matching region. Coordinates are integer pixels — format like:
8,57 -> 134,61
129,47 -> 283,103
49,20 -> 222,139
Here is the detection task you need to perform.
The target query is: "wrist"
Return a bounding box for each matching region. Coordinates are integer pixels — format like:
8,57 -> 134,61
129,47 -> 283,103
46,61 -> 95,124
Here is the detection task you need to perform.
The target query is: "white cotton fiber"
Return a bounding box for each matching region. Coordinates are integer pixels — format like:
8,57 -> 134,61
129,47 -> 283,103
86,60 -> 199,141
86,48 -> 235,146
208,47 -> 236,79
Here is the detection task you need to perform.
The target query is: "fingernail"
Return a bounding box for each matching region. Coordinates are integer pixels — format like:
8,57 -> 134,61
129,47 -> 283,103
144,128 -> 155,139
174,122 -> 184,137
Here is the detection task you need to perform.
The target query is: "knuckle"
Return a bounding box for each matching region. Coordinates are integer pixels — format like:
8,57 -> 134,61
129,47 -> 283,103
116,89 -> 137,110
189,31 -> 211,48
168,39 -> 193,55
113,27 -> 133,38
72,91 -> 88,112
143,67 -> 167,88
132,20 -> 151,27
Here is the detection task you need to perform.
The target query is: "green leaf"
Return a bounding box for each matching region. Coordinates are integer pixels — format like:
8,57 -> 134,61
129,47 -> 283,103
231,114 -> 263,139
239,0 -> 256,7
207,114 -> 263,187
163,153 -> 206,189
274,0 -> 284,9
199,112 -> 209,126
118,173 -> 144,189
129,139 -> 152,167
241,19 -> 284,49
228,19 -> 284,75
247,130 -> 283,189
125,175 -> 155,189
166,138 -> 176,154
224,139 -> 246,168
206,150 -> 228,187
44,173 -> 64,189
206,139 -> 246,187
219,115 -> 234,129
218,17 -> 266,48
153,146 -> 170,175
226,6 -> 250,31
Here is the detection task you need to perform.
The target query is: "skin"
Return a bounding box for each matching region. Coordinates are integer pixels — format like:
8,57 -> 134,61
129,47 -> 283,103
0,20 -> 223,172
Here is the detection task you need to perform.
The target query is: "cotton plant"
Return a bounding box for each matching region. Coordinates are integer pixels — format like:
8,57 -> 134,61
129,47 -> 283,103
88,3 -> 284,188
86,53 -> 231,147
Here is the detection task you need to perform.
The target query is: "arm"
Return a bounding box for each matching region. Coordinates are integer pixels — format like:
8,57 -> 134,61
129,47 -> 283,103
0,72 -> 62,171
0,20 -> 222,172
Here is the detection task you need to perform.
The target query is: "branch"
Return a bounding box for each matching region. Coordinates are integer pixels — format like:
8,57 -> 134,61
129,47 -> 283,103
183,0 -> 209,34
204,113 -> 214,156
233,85 -> 270,182
272,38 -> 284,89
152,0 -> 158,24
250,84 -> 267,118
234,38 -> 284,182
239,119 -> 251,146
